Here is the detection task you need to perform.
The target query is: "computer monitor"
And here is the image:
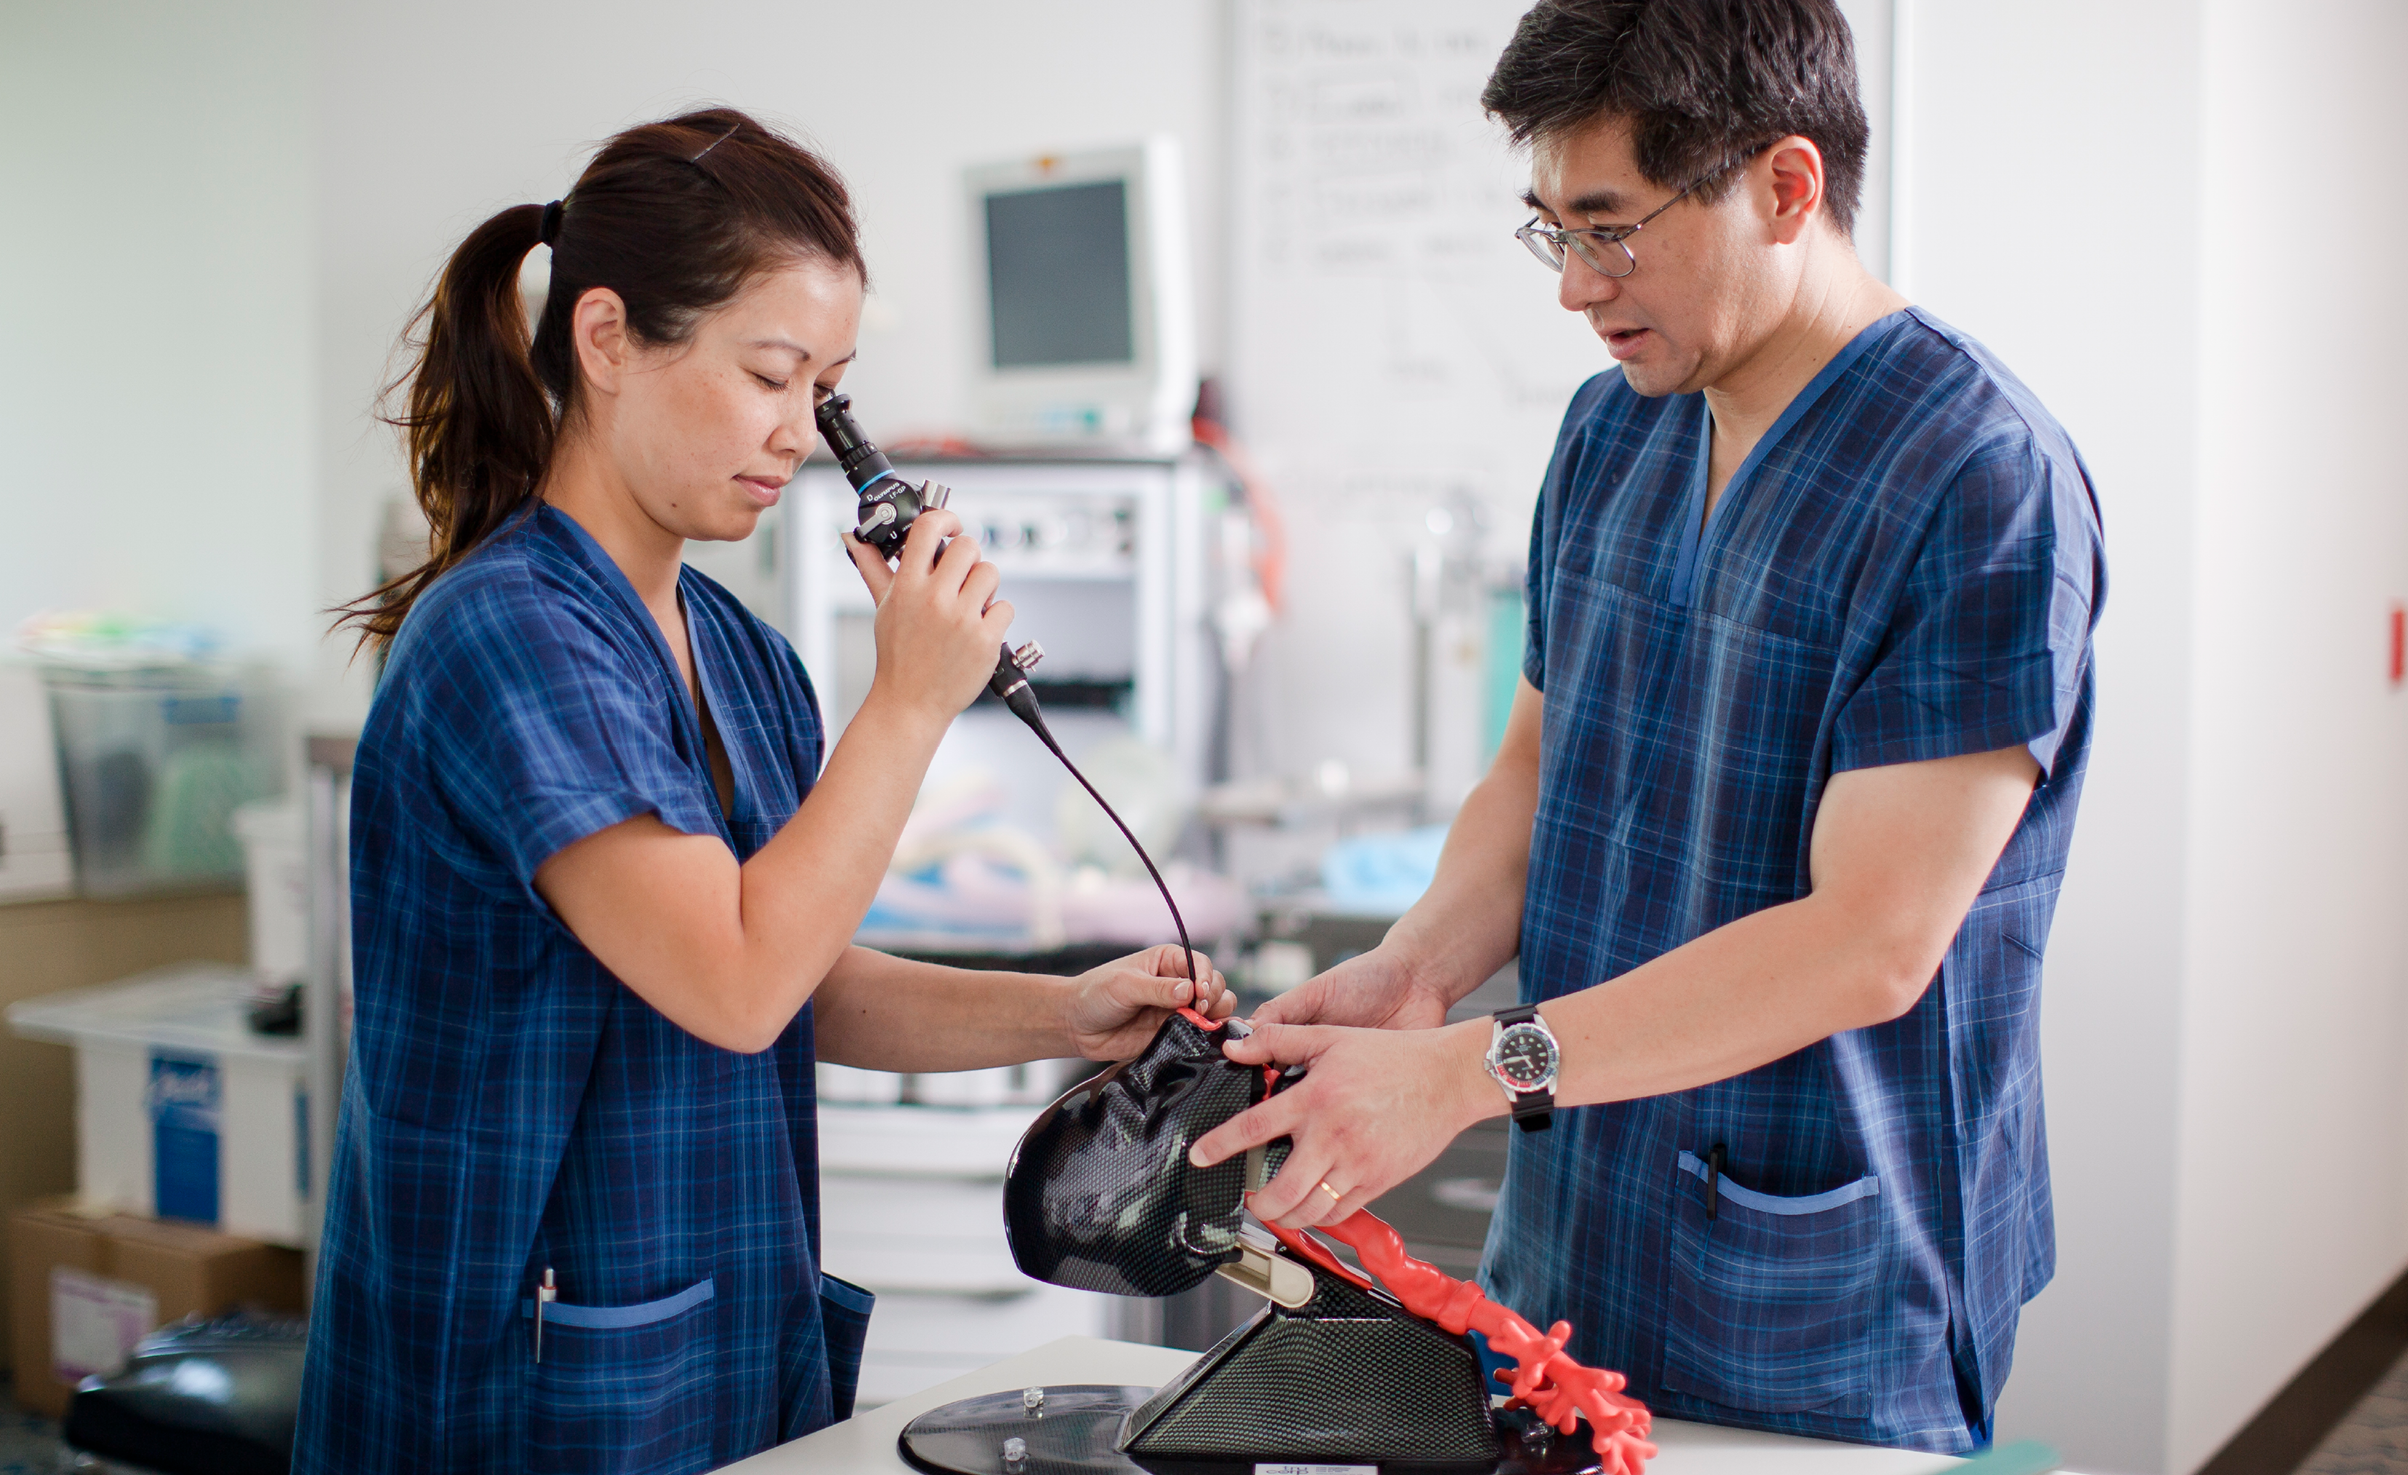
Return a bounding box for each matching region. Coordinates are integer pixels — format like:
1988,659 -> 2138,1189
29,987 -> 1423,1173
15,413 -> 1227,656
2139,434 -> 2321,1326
966,139 -> 1197,454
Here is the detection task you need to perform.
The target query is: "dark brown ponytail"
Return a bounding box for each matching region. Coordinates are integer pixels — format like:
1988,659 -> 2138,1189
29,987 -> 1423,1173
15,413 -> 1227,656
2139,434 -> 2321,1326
337,108 -> 865,653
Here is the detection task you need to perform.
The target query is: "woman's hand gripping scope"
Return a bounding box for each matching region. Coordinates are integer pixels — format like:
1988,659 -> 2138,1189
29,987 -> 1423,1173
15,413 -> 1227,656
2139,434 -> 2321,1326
843,508 -> 1015,728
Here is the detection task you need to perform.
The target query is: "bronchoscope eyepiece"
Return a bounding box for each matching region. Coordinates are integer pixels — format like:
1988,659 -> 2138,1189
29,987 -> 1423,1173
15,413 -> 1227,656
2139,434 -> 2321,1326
814,392 -> 902,501
815,393 -> 934,563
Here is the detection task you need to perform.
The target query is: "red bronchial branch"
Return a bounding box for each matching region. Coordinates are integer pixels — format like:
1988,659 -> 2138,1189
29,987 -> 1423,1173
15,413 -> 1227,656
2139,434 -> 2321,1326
1257,1209 -> 1658,1475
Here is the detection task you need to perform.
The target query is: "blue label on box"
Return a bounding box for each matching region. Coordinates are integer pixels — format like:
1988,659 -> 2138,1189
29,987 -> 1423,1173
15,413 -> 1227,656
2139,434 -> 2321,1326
149,1053 -> 221,1225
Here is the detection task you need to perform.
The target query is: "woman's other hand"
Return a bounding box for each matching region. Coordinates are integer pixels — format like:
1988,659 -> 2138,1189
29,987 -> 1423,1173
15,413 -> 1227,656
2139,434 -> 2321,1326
1065,944 -> 1233,1060
845,508 -> 1013,727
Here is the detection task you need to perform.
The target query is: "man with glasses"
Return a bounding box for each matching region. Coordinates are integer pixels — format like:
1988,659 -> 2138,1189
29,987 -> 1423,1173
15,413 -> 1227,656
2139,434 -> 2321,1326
1193,0 -> 2104,1453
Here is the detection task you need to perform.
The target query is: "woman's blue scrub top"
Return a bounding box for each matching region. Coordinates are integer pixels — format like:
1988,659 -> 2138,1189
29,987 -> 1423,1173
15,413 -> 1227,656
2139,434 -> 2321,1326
1490,309 -> 2105,1452
295,505 -> 868,1474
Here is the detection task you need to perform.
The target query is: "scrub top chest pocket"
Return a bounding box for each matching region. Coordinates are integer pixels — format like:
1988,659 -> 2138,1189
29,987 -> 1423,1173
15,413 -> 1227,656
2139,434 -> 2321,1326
1661,1151 -> 1882,1420
523,1275 -> 720,1475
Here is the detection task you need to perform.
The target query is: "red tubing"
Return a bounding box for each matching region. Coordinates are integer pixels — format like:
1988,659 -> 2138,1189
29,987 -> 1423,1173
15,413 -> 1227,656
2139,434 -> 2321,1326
1255,1209 -> 1658,1475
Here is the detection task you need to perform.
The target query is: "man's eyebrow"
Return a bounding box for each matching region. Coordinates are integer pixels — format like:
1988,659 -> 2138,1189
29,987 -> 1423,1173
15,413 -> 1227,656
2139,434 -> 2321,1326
1521,186 -> 1634,219
1564,188 -> 1633,217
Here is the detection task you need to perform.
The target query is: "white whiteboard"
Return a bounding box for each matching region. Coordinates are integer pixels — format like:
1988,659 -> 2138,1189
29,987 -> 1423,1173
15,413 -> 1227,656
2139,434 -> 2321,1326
1228,0 -> 1604,548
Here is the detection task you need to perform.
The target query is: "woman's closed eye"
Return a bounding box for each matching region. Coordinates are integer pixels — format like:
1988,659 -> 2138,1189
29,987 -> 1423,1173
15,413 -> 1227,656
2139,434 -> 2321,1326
752,372 -> 790,391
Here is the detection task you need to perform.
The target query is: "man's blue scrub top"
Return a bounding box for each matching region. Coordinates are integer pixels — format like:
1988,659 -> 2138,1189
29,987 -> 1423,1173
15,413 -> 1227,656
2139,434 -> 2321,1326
296,506 -> 869,1474
1488,308 -> 2104,1452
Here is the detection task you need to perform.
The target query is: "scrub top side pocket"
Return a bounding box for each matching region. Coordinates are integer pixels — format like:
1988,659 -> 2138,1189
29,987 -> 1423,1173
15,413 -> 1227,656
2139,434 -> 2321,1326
1660,1151 -> 1881,1419
819,1273 -> 876,1424
524,1277 -> 719,1475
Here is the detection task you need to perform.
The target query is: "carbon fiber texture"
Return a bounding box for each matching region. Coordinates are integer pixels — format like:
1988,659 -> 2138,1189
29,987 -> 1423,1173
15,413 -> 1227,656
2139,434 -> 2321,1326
1119,1260 -> 1502,1475
1005,1014 -> 1274,1297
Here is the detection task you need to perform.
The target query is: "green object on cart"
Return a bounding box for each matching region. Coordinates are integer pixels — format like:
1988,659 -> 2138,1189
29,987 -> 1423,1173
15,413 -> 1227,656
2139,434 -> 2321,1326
1937,1440 -> 2061,1475
142,743 -> 257,877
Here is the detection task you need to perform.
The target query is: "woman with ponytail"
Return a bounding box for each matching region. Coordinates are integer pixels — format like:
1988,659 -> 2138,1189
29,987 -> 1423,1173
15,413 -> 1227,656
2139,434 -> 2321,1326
299,110 -> 1226,1474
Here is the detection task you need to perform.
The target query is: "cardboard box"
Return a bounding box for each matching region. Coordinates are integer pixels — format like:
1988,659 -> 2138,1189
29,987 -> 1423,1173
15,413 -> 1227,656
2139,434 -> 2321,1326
8,1198 -> 302,1417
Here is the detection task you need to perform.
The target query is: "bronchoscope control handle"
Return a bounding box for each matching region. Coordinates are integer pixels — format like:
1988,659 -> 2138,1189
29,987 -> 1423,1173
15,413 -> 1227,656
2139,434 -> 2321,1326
816,392 -> 1026,708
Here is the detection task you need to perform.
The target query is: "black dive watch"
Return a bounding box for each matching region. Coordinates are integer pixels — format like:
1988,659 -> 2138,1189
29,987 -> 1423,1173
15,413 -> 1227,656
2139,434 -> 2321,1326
1484,1004 -> 1559,1132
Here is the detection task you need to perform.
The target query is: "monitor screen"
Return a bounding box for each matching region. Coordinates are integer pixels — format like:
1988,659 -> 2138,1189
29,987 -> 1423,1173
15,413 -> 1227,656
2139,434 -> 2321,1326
984,179 -> 1135,369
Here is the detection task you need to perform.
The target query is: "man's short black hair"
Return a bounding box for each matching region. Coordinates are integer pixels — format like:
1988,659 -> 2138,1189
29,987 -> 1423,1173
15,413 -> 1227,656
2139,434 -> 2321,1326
1482,0 -> 1870,235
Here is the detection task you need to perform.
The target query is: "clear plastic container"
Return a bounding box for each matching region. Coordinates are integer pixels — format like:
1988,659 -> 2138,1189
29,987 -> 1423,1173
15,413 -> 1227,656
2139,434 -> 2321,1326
45,667 -> 287,896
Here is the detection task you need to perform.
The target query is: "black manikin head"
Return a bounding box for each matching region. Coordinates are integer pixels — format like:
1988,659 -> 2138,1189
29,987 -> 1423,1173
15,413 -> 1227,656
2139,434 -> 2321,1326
1004,1011 -> 1289,1297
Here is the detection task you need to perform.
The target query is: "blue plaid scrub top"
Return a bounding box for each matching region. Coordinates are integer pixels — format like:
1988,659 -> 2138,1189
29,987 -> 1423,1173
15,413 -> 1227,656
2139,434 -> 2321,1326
296,505 -> 871,1474
1487,308 -> 2104,1452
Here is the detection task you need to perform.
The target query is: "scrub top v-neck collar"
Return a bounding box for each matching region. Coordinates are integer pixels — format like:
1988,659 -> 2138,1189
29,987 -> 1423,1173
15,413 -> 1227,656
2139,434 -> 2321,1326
1667,309 -> 1911,608
543,504 -> 739,840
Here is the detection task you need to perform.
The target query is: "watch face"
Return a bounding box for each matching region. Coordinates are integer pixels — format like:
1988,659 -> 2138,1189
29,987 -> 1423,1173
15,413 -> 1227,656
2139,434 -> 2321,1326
1493,1022 -> 1558,1092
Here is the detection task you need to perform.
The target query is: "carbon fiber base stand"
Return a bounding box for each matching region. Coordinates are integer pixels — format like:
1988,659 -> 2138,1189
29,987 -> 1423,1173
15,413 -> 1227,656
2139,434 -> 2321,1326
897,1260 -> 1608,1475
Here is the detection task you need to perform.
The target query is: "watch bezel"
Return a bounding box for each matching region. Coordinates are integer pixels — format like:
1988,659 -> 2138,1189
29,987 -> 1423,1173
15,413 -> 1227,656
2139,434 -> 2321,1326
1487,1018 -> 1559,1093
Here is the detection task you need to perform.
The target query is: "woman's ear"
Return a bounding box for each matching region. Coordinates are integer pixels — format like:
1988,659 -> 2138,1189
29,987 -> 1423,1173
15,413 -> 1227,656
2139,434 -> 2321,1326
570,286 -> 633,399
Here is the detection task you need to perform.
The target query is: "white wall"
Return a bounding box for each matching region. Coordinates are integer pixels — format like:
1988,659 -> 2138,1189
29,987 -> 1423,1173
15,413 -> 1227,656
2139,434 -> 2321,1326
1902,5 -> 2204,1468
0,0 -> 317,670
309,0 -> 1231,711
1903,2 -> 2408,1470
2165,0 -> 2408,1467
1901,8 -> 2204,1467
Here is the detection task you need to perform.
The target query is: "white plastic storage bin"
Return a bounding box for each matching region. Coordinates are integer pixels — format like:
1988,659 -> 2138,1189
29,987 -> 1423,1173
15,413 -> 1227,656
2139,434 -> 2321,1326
6,964 -> 308,1247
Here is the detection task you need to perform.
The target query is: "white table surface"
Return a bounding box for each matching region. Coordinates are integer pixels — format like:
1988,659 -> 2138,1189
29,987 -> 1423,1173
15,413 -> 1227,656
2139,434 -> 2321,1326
723,1335 -> 1980,1474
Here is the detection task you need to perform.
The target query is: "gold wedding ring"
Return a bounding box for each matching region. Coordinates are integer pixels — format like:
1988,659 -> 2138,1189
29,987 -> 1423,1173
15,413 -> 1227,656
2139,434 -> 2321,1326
1316,1180 -> 1344,1204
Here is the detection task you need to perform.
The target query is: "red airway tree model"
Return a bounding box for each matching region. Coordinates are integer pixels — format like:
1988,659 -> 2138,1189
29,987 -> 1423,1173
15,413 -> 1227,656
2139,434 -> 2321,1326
1253,1207 -> 1657,1475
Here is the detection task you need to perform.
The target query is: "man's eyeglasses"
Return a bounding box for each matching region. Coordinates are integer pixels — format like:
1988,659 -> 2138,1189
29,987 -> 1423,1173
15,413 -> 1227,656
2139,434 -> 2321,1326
1514,152 -> 1755,278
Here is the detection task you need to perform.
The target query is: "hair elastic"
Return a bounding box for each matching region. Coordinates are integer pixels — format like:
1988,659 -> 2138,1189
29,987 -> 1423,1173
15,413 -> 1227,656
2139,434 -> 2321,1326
537,199 -> 563,246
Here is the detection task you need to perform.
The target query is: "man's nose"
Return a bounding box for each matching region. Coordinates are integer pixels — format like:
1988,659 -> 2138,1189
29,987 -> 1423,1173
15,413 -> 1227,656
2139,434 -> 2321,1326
1558,249 -> 1620,314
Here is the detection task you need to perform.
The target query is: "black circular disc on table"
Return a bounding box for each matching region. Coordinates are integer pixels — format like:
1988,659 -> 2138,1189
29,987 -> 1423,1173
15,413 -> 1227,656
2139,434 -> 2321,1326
898,1385 -> 1156,1475
898,1385 -> 1612,1475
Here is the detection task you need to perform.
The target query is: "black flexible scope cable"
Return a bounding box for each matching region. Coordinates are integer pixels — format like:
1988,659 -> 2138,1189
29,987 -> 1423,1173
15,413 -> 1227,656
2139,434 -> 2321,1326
1004,697 -> 1201,1003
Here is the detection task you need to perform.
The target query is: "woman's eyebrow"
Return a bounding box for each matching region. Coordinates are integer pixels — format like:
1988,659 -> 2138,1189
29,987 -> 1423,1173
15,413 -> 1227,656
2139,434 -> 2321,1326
747,342 -> 860,379
746,337 -> 821,361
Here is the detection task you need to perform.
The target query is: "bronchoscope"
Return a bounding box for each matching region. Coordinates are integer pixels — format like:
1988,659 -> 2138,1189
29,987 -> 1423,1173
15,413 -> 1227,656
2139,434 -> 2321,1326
813,393 -> 1199,991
